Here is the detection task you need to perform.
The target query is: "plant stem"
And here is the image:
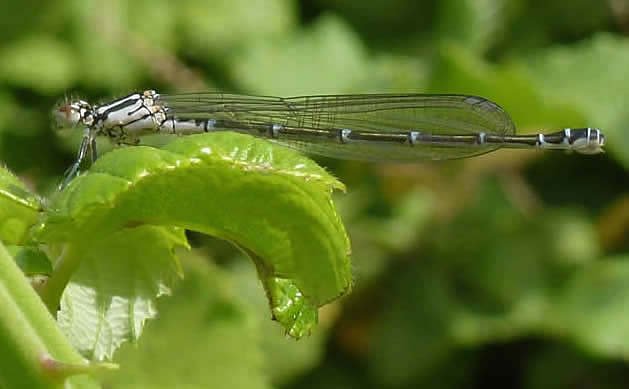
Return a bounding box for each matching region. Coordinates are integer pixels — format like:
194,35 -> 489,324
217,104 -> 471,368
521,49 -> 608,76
0,241 -> 98,388
39,245 -> 82,314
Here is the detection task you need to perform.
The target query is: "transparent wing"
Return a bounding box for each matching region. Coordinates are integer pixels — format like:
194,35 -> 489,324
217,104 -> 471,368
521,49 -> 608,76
157,93 -> 516,161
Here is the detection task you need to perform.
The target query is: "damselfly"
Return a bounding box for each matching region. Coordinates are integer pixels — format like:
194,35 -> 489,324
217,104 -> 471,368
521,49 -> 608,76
53,90 -> 605,188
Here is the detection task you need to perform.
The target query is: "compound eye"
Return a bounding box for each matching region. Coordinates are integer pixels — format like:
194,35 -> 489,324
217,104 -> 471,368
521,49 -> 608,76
53,103 -> 81,129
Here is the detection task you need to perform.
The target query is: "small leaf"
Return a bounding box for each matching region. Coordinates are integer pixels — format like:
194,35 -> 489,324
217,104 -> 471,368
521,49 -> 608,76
57,226 -> 185,361
266,277 -> 318,338
244,247 -> 318,338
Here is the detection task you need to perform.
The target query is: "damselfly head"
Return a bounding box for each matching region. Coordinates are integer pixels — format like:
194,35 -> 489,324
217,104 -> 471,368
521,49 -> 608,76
52,99 -> 93,129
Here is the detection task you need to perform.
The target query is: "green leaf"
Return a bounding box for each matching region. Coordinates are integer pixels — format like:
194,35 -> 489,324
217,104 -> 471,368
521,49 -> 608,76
56,226 -> 185,361
0,165 -> 41,245
551,256 -> 629,359
0,36 -> 77,93
38,132 -> 351,334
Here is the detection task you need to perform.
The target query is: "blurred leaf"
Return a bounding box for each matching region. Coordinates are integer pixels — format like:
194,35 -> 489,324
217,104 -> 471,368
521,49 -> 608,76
369,177 -> 602,385
0,90 -> 59,177
551,256 -> 629,359
359,54 -> 429,92
75,33 -> 143,91
437,0 -> 512,53
339,187 -> 436,285
494,0 -> 613,55
0,91 -> 18,140
232,14 -> 368,95
127,0 -> 179,49
524,344 -> 629,389
312,0 -> 436,47
440,187 -> 600,345
57,225 -> 185,361
363,188 -> 434,252
103,254 -> 271,389
598,194 -> 629,251
58,1 -> 145,91
0,165 -> 41,245
0,36 -> 77,94
178,0 -> 296,56
0,1 -> 58,42
428,42 -> 586,131
369,269 -> 457,386
526,33 -> 629,167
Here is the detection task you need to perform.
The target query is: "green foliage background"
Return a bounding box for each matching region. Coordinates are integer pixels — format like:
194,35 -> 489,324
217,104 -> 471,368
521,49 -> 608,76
0,0 -> 628,387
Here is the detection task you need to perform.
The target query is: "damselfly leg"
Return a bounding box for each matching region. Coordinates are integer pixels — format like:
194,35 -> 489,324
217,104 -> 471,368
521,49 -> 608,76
58,129 -> 95,190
